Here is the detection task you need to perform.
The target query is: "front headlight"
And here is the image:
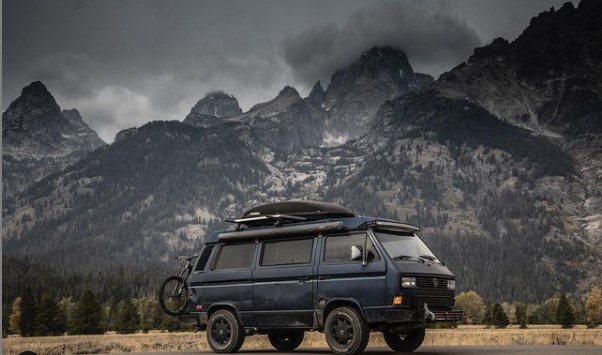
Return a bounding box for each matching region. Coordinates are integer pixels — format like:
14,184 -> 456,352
401,277 -> 417,288
447,279 -> 456,290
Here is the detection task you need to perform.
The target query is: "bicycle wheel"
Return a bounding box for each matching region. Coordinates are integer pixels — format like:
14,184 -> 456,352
159,275 -> 189,316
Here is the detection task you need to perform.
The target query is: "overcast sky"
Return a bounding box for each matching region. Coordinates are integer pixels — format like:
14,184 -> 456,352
3,0 -> 576,142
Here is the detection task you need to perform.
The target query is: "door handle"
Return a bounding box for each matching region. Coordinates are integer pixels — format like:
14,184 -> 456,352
318,276 -> 330,280
298,277 -> 310,284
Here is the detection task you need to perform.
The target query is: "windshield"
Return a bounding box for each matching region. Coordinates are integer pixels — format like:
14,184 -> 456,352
374,231 -> 439,262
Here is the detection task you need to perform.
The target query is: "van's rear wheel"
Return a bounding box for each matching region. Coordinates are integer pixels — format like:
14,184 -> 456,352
383,327 -> 425,353
324,307 -> 369,355
268,330 -> 304,351
207,309 -> 245,353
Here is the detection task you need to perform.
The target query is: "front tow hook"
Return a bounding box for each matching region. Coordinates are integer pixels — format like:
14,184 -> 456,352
423,303 -> 435,322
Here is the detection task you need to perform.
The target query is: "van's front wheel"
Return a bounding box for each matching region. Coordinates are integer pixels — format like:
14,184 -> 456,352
207,309 -> 245,353
383,327 -> 425,352
324,307 -> 369,355
268,330 -> 304,351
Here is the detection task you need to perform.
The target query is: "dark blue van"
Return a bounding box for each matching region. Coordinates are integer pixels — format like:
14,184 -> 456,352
187,201 -> 461,354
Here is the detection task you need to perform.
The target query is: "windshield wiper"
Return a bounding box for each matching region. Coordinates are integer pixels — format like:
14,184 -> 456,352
419,255 -> 444,265
393,255 -> 425,263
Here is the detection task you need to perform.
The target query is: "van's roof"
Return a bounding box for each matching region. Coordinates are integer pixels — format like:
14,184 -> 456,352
205,215 -> 420,244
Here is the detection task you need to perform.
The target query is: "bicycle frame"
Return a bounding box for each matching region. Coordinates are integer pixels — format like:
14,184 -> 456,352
171,256 -> 196,298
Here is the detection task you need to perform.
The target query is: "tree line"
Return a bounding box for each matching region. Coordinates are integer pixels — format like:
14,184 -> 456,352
2,288 -> 188,338
454,286 -> 602,329
4,285 -> 601,338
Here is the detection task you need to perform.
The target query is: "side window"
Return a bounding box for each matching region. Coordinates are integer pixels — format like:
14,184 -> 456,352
211,243 -> 256,270
324,234 -> 380,263
261,238 -> 314,266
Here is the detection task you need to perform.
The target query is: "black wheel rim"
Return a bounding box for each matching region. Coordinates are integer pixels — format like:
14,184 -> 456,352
275,334 -> 291,343
211,318 -> 232,345
162,279 -> 186,312
330,316 -> 354,346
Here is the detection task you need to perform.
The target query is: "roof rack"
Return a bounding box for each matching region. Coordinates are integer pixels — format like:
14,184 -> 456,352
219,221 -> 343,242
225,214 -> 306,226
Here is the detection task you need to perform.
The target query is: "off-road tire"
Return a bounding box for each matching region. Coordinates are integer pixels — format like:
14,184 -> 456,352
268,330 -> 305,351
324,307 -> 370,355
158,276 -> 188,316
207,309 -> 245,353
383,327 -> 425,352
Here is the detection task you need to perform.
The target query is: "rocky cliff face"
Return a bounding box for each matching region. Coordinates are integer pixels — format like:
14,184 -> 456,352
183,91 -> 243,128
319,46 -> 434,144
234,86 -> 324,152
434,1 -> 602,135
2,81 -> 105,196
182,86 -> 325,153
431,0 -> 602,251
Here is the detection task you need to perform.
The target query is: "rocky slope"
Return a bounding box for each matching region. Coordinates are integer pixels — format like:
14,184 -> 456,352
2,81 -> 105,197
432,0 -> 602,258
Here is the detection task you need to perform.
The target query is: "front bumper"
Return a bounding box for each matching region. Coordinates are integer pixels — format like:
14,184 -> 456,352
365,305 -> 463,325
432,310 -> 463,321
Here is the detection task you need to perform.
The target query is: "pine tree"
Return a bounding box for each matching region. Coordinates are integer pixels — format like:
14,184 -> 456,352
9,296 -> 22,335
20,288 -> 36,336
515,303 -> 528,329
34,294 -> 67,336
70,290 -> 104,334
2,304 -> 10,338
160,312 -> 182,332
115,299 -> 139,334
482,302 -> 493,328
491,303 -> 509,328
556,294 -> 575,329
585,285 -> 602,328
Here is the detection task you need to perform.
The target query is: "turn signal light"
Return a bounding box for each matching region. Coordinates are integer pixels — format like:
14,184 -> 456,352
393,296 -> 403,305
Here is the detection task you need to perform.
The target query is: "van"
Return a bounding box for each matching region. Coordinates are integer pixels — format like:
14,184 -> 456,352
187,201 -> 462,354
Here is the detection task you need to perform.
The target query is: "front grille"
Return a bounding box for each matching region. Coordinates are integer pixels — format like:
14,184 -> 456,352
414,296 -> 453,310
417,276 -> 450,289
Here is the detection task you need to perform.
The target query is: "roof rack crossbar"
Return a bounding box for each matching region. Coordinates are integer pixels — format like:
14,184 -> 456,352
225,214 -> 307,224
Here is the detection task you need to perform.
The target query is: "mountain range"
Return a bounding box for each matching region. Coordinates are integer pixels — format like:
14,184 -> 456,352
2,0 -> 601,305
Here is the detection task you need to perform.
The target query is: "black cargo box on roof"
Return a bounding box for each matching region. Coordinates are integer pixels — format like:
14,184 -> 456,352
241,200 -> 355,220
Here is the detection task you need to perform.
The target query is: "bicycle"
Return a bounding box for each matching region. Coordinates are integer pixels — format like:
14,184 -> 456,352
158,254 -> 198,316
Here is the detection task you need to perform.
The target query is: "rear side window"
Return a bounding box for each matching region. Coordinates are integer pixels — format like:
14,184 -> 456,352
261,238 -> 314,266
324,234 -> 380,263
211,243 -> 256,270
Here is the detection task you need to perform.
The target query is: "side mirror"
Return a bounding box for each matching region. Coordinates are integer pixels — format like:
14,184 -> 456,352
351,245 -> 363,261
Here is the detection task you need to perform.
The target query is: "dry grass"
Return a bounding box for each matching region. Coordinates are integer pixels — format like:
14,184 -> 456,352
3,327 -> 602,355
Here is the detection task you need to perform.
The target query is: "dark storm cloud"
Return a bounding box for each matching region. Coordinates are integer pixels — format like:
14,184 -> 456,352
3,0 -> 577,142
31,51 -> 99,99
283,1 -> 483,86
